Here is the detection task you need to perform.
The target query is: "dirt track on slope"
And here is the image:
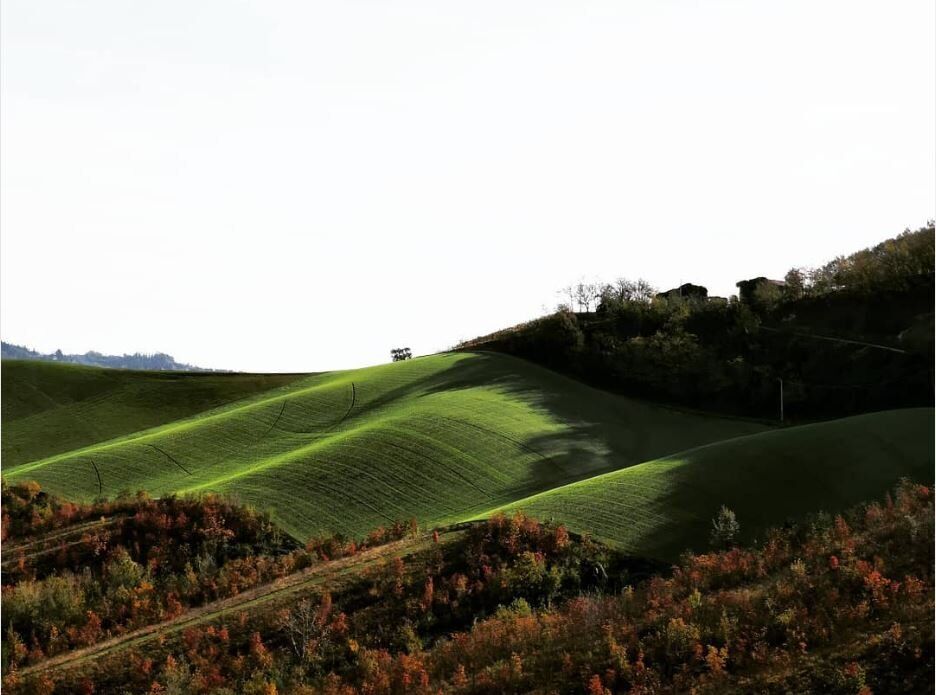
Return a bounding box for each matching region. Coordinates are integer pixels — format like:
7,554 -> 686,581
17,529 -> 462,677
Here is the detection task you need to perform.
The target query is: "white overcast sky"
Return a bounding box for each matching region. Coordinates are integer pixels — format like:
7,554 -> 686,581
1,1 -> 933,372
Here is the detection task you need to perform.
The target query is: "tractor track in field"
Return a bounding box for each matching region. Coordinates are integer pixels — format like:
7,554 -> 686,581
145,444 -> 191,475
270,382 -> 355,435
17,530 -> 461,678
379,438 -> 489,497
302,472 -> 399,524
260,399 -> 287,439
88,458 -> 103,495
434,414 -> 584,481
328,382 -> 356,431
435,414 -> 548,462
263,399 -> 314,434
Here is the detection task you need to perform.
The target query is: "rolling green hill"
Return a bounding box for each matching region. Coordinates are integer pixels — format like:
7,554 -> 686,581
494,407 -> 935,560
1,361 -> 306,467
2,352 -> 766,540
3,354 -> 931,561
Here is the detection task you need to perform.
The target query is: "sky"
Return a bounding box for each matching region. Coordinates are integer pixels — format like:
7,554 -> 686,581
1,1 -> 933,372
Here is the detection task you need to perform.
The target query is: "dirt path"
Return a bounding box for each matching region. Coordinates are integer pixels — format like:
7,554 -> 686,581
18,529 -> 462,677
2,536 -> 96,568
3,516 -> 120,558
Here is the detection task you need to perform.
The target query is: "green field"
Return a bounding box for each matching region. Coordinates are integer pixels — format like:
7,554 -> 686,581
2,361 -> 305,467
2,353 -> 932,559
494,407 -> 935,559
2,353 -> 765,540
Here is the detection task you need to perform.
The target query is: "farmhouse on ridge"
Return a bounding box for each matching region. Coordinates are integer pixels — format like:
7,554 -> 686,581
735,276 -> 786,304
656,283 -> 709,300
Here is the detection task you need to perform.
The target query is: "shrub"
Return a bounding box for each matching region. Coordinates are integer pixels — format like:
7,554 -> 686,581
710,505 -> 740,549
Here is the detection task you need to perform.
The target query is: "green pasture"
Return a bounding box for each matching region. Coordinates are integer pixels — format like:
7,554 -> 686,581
495,407 -> 935,560
2,361 -> 305,466
4,353 -> 931,559
1,352 -> 765,541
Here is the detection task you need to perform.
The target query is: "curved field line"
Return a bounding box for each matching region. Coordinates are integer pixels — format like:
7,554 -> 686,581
299,473 -> 399,525
328,382 -> 356,430
17,531 -> 461,677
277,382 -> 356,435
89,459 -> 103,496
5,375 -> 336,476
234,462 -> 401,528
434,414 -> 548,461
176,415 -> 403,496
270,423 -> 321,435
145,444 -> 191,475
260,400 -> 287,439
313,445 -> 419,508
7,378 -> 63,420
377,438 -> 489,497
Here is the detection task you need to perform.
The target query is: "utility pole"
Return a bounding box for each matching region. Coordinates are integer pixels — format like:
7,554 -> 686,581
777,377 -> 784,423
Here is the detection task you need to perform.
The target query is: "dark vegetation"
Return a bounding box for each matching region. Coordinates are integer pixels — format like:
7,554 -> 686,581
2,481 -> 931,694
0,342 -> 216,372
458,224 -> 934,420
390,348 -> 413,362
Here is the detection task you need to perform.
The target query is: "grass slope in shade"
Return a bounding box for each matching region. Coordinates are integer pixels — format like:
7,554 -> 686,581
1,361 -> 306,467
498,407 -> 935,561
1,352 -> 766,541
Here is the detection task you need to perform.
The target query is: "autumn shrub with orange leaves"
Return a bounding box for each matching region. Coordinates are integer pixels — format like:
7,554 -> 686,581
402,480 -> 932,694
5,480 -> 932,694
326,481 -> 932,694
1,482 -> 417,679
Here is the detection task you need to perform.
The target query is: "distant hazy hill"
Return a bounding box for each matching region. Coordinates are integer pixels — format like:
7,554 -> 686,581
1,341 -> 215,372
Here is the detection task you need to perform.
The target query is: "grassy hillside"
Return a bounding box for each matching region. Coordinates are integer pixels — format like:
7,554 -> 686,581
2,352 -> 767,541
6,353 -> 931,562
496,407 -> 935,560
1,360 -> 305,467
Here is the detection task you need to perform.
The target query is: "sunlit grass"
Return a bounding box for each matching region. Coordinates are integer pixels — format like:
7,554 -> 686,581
2,352 -> 765,541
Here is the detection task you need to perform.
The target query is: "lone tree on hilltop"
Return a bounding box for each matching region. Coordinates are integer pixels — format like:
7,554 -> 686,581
710,505 -> 740,549
391,347 -> 412,362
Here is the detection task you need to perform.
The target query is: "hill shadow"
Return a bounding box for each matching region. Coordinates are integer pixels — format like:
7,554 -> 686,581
386,351 -> 766,507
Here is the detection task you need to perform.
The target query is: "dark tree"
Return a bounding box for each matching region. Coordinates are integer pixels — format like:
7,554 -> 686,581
391,348 -> 412,362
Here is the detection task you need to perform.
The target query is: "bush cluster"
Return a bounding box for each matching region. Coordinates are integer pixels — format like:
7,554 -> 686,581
5,480 -> 931,694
